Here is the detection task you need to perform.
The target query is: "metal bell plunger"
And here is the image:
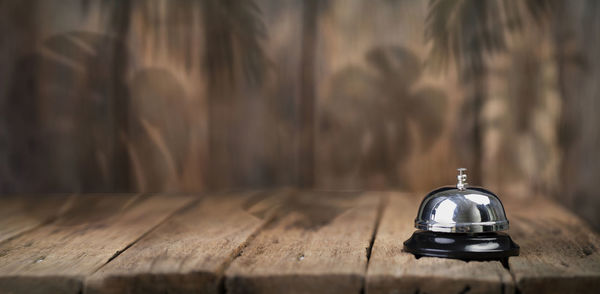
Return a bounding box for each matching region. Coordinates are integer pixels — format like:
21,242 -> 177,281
403,168 -> 519,260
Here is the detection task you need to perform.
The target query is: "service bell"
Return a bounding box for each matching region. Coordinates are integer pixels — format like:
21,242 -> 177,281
403,168 -> 519,260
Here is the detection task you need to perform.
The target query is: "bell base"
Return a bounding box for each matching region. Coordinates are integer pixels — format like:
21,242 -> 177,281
403,230 -> 519,261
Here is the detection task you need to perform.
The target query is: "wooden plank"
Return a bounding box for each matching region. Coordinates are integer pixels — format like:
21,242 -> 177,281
225,191 -> 381,294
85,190 -> 288,294
0,194 -> 194,294
0,194 -> 73,243
367,192 -> 514,294
506,197 -> 600,294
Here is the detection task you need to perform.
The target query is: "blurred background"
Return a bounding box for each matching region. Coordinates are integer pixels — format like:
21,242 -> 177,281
0,0 -> 598,230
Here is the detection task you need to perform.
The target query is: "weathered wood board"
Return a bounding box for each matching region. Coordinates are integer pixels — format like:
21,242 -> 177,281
225,191 -> 382,294
0,194 -> 73,243
0,191 -> 598,294
86,191 -> 288,294
366,192 -> 514,294
0,194 -> 194,294
506,197 -> 600,294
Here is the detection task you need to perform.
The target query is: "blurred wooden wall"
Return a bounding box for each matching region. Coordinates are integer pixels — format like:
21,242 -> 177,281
0,0 -> 598,230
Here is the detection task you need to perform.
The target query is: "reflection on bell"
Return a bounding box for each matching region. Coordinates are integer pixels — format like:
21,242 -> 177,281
403,168 -> 520,260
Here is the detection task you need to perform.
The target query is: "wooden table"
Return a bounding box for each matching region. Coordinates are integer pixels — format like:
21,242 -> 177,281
0,191 -> 598,294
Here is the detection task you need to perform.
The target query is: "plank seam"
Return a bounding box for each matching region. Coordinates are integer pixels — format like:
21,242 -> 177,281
366,192 -> 387,263
505,260 -> 520,294
362,192 -> 388,294
217,210 -> 279,294
0,194 -> 78,246
89,196 -> 201,275
218,190 -> 293,294
0,217 -> 54,247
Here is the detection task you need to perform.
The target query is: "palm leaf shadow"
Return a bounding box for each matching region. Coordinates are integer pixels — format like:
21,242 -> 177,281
426,0 -> 555,79
424,0 -> 554,180
83,0 -> 268,86
322,46 -> 447,187
4,31 -> 130,191
80,0 -> 270,189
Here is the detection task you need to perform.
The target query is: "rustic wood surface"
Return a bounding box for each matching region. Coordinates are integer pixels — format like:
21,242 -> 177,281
506,197 -> 600,294
0,194 -> 194,294
0,194 -> 73,243
225,191 -> 382,294
0,190 -> 598,294
367,192 -> 515,294
86,191 -> 289,294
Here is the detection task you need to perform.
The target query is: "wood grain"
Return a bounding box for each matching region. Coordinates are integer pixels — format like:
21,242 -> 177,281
0,194 -> 73,243
85,190 -> 288,294
225,191 -> 382,294
366,192 -> 514,294
0,191 -> 598,294
506,197 -> 600,294
0,194 -> 194,294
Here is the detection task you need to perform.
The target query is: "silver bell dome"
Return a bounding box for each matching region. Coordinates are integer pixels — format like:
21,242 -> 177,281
414,168 -> 509,233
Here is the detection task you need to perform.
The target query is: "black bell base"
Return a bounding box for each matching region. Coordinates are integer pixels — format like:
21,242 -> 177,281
403,230 -> 519,261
